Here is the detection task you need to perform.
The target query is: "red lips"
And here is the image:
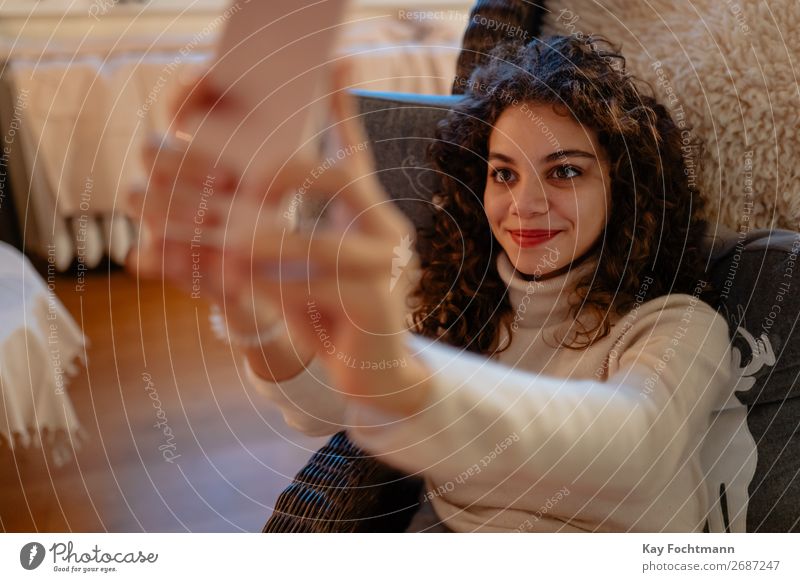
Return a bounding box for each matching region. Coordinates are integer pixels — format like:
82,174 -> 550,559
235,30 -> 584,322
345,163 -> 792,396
508,229 -> 561,248
509,229 -> 560,237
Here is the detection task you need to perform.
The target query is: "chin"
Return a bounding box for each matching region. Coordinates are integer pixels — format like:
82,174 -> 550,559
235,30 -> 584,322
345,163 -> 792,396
505,238 -> 562,265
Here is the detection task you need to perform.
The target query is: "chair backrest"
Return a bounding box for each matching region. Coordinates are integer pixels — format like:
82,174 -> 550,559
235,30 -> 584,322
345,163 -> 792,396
352,90 -> 460,247
353,89 -> 800,533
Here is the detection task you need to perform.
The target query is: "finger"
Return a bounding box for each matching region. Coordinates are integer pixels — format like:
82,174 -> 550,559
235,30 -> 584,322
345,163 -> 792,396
161,180 -> 235,230
256,230 -> 388,275
253,275 -> 408,337
136,154 -> 240,249
126,224 -> 161,278
326,71 -> 400,230
164,239 -> 228,301
170,71 -> 231,134
143,132 -> 238,191
223,265 -> 313,349
141,185 -> 232,230
125,183 -> 147,221
254,161 -> 411,241
135,189 -> 221,249
237,193 -> 417,271
162,223 -> 231,250
248,290 -> 331,361
235,243 -> 394,303
283,309 -> 326,360
329,61 -> 377,177
255,152 -> 322,212
142,132 -> 187,179
126,247 -> 157,279
170,72 -> 207,127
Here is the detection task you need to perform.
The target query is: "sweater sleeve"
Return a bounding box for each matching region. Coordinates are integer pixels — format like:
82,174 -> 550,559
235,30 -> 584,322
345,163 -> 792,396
344,296 -> 732,499
245,355 -> 349,437
245,258 -> 423,438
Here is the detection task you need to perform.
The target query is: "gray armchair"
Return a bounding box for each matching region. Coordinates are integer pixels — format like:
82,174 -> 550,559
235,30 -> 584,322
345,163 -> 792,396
262,88 -> 800,533
263,0 -> 800,533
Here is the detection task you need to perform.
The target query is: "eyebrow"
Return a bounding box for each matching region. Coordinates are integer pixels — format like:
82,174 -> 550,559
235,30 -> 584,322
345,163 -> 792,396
488,149 -> 598,165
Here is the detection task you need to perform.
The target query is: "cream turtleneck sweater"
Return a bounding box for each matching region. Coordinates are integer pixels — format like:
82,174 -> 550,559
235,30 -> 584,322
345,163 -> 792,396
246,250 -> 733,532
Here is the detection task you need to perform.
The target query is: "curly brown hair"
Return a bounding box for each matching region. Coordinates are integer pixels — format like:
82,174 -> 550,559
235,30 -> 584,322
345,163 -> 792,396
408,35 -> 712,355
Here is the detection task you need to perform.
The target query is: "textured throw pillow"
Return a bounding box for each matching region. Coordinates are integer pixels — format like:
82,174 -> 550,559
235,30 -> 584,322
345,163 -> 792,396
542,0 -> 800,232
704,228 -> 800,532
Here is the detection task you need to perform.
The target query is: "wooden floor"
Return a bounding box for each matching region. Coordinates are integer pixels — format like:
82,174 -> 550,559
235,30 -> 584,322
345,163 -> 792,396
0,265 -> 326,532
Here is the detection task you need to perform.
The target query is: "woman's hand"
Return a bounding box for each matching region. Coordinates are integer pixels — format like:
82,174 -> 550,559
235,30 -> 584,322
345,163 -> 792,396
125,134 -> 232,298
125,61 -> 432,415
225,64 -> 432,416
124,74 -> 319,374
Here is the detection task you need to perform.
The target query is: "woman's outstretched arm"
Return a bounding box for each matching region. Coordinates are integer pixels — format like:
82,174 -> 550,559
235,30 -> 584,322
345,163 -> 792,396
343,296 -> 732,501
243,293 -> 421,438
245,350 -> 349,437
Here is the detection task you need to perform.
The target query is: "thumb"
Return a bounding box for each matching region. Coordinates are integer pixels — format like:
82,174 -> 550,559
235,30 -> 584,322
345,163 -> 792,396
328,61 -> 376,177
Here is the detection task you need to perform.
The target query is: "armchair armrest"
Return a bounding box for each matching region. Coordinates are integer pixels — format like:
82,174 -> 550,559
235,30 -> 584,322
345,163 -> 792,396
263,431 -> 424,533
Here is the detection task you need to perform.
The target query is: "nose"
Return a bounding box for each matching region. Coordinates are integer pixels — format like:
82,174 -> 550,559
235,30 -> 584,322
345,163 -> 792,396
511,175 -> 549,217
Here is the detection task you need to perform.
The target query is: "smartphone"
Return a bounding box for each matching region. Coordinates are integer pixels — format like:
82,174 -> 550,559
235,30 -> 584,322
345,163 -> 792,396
179,0 -> 348,195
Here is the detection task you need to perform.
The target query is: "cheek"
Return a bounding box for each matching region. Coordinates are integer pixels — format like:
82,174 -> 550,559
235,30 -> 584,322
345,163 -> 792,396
483,191 -> 506,225
573,183 -> 610,234
548,196 -> 579,225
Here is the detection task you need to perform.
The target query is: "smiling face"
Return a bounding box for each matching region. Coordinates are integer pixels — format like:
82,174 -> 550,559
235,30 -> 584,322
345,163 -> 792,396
483,102 -> 612,279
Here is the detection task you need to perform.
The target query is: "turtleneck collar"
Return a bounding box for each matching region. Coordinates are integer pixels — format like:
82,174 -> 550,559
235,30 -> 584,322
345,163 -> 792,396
496,249 -> 599,330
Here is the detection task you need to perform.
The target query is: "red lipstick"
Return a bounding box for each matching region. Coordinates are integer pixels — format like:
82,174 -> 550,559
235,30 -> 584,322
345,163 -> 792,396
508,229 -> 561,248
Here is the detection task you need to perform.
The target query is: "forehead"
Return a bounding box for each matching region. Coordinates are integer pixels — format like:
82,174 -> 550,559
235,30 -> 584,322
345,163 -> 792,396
489,103 -> 600,157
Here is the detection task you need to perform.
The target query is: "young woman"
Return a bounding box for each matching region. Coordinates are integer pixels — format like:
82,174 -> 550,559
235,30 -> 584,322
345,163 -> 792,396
130,35 -> 732,533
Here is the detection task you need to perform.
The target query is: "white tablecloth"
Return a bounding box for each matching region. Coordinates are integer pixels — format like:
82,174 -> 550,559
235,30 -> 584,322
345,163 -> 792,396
0,16 -> 464,270
0,241 -> 85,466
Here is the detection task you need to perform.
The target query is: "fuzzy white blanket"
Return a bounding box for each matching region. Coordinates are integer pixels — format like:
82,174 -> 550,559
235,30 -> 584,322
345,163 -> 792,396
542,0 -> 799,231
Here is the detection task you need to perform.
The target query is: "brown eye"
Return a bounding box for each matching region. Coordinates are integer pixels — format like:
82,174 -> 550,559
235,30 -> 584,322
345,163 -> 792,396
551,165 -> 582,180
491,168 -> 516,184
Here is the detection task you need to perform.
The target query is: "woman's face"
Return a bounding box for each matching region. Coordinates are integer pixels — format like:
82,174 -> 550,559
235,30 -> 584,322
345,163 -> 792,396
483,102 -> 611,279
